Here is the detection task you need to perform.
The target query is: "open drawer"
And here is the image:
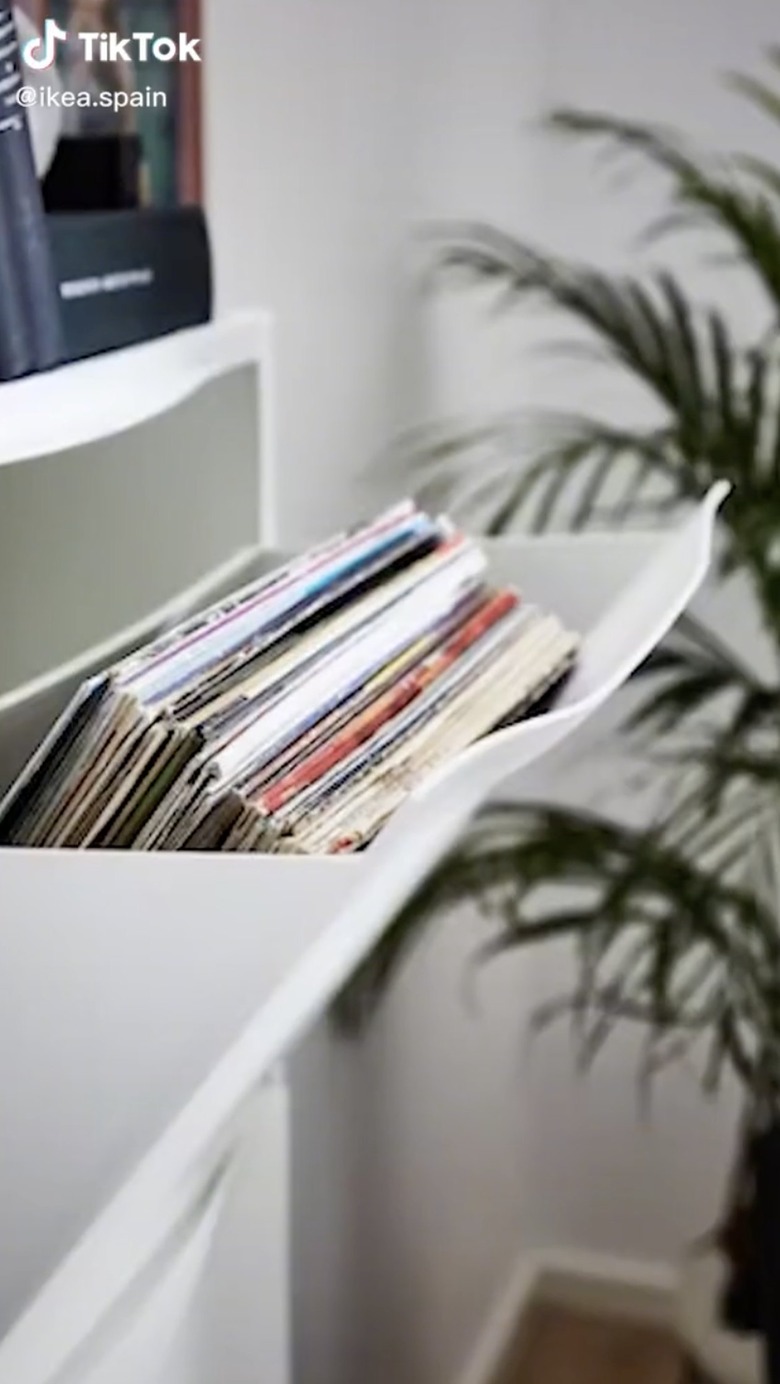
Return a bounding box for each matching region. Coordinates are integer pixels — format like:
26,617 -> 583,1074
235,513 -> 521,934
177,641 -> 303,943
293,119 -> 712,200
0,485 -> 726,1384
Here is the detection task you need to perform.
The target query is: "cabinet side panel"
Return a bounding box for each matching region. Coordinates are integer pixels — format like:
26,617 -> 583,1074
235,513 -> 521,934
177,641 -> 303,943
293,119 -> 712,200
0,366 -> 259,696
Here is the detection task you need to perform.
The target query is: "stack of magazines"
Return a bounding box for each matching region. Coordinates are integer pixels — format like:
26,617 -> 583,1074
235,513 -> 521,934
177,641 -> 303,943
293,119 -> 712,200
0,503 -> 579,856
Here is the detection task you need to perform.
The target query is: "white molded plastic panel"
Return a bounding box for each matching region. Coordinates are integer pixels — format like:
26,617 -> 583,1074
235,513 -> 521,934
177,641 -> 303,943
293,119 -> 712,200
56,1165 -> 228,1384
0,315 -> 270,469
0,312 -> 277,697
1,1085 -> 292,1384
0,486 -> 726,1384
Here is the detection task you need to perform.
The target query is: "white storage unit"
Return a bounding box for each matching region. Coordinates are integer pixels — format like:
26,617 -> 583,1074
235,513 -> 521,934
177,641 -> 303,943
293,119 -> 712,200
0,314 -> 726,1383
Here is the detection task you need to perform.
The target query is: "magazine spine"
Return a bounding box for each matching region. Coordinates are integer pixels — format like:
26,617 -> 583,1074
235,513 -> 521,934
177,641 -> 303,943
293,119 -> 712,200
259,590 -> 519,815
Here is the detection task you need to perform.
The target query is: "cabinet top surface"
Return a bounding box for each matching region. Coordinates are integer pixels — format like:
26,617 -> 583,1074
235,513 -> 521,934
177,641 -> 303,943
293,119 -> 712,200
0,313 -> 270,468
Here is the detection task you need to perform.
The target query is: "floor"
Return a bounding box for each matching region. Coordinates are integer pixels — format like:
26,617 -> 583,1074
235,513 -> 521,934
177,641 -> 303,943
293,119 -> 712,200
504,1303 -> 686,1384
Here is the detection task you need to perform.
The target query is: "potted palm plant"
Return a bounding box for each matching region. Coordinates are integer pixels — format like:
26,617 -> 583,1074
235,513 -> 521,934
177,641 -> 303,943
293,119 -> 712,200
341,52 -> 780,1384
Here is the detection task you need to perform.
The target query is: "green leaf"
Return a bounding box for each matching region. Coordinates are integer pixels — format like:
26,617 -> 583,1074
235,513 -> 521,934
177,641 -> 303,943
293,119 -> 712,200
548,105 -> 780,311
627,667 -> 734,734
728,72 -> 780,129
737,154 -> 780,202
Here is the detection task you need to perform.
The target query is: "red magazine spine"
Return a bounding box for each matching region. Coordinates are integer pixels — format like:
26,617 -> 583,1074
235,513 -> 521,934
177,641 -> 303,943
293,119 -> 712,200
259,589 -> 519,816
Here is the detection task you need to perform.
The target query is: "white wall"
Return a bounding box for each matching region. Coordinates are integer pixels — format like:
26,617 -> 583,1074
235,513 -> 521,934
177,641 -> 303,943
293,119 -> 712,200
205,0 -> 421,545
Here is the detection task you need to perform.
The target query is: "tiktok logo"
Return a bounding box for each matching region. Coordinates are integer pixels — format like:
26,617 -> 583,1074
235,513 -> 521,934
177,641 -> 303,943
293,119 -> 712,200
19,20 -> 201,68
23,17 -> 67,70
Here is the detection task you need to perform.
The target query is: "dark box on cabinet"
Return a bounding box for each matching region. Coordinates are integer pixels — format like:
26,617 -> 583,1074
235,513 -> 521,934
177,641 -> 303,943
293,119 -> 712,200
47,207 -> 212,364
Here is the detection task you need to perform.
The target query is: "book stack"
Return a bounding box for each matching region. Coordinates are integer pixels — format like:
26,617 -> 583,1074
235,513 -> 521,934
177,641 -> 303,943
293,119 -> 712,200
0,7 -> 64,380
0,504 -> 579,856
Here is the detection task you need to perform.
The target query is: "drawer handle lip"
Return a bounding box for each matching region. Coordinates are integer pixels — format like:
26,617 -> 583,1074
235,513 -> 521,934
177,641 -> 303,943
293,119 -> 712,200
44,1148 -> 235,1384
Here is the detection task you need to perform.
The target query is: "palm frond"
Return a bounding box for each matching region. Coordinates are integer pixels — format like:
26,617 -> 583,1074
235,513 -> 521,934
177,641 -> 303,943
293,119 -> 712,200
337,802 -> 780,1097
549,105 -> 780,312
435,223 -> 780,623
359,67 -> 780,1108
628,666 -> 736,736
481,416 -> 680,534
439,227 -> 714,429
728,71 -> 780,131
438,227 -> 750,469
674,610 -> 759,676
629,613 -> 771,739
737,153 -> 780,202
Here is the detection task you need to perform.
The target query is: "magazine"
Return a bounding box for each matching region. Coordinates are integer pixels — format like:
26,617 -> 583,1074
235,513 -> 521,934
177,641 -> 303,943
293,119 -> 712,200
0,503 -> 580,856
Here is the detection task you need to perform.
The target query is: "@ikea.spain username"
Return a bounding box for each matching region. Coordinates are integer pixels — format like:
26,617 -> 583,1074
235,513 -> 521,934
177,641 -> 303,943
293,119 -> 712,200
17,85 -> 167,110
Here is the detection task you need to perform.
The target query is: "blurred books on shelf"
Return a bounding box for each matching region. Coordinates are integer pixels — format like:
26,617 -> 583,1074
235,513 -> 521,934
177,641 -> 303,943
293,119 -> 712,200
0,7 -> 64,381
0,503 -> 580,857
1,1 -> 210,376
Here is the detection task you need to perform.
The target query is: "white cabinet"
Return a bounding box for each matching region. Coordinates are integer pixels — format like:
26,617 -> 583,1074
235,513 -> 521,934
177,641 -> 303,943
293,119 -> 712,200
0,317 -> 725,1383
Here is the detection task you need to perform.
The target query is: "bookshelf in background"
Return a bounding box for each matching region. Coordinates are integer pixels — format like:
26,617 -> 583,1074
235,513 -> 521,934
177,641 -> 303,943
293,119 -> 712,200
0,7 -> 64,381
